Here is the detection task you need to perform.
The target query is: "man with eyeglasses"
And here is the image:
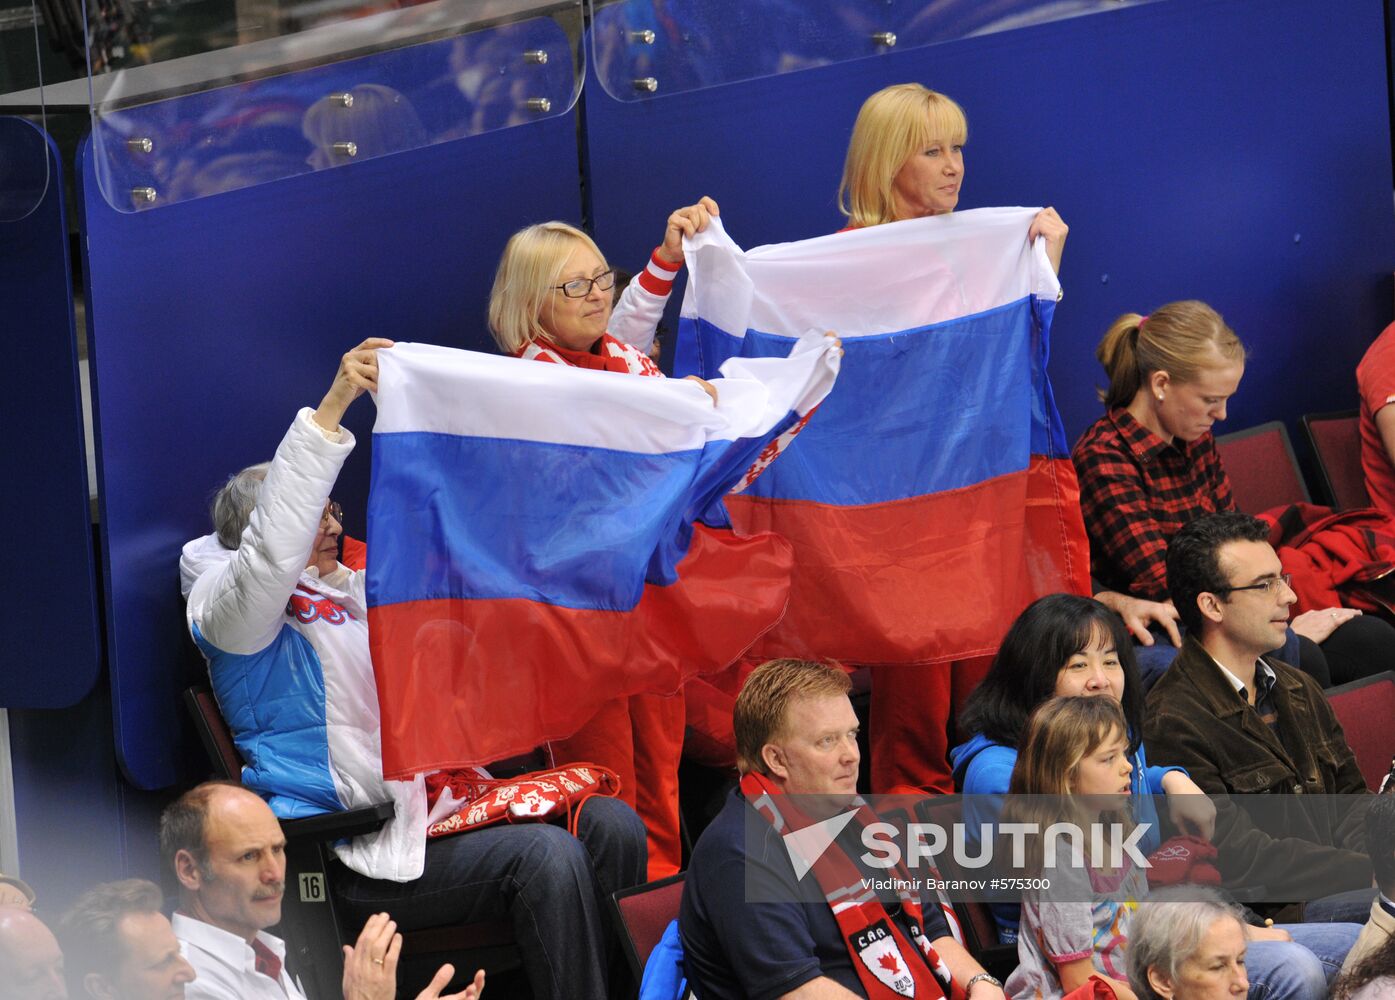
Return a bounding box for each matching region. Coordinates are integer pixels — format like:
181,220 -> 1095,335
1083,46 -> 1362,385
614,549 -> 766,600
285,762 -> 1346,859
1145,511 -> 1375,929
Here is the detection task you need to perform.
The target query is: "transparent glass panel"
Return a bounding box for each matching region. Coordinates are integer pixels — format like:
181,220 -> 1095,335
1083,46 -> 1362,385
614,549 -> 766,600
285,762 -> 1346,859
85,0 -> 582,212
589,0 -> 1162,102
0,0 -> 50,221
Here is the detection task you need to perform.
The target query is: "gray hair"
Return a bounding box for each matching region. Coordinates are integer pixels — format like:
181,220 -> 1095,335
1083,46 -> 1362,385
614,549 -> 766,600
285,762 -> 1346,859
1127,887 -> 1247,1000
211,462 -> 270,549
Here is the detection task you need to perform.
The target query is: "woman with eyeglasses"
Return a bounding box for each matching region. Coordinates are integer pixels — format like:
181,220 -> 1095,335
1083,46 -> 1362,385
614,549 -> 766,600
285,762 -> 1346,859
488,199 -> 718,393
1072,299 -> 1395,688
484,201 -> 720,880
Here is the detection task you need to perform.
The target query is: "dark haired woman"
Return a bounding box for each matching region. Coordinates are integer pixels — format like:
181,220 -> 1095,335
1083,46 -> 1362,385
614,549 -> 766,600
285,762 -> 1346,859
1334,931 -> 1395,1000
950,593 -> 1212,941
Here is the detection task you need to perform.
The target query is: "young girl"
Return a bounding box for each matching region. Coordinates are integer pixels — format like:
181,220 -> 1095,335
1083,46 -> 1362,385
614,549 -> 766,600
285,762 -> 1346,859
1000,698 -> 1350,1000
952,594 -> 1212,942
1003,696 -> 1147,1000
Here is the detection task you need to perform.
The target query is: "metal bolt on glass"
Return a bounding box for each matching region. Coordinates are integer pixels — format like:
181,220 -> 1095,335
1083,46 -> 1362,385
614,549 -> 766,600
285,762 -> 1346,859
871,31 -> 897,46
525,97 -> 552,113
633,77 -> 658,93
629,29 -> 656,44
332,142 -> 358,158
329,93 -> 354,108
126,137 -> 153,154
131,187 -> 156,204
523,50 -> 548,64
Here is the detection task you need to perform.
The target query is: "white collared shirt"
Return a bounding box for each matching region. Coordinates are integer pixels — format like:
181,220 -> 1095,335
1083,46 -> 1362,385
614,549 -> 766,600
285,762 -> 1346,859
173,912 -> 308,1000
1206,651 -> 1278,706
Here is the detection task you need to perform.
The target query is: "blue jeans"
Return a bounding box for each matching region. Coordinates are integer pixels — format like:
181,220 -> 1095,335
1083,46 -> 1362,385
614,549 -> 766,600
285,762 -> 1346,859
1302,887 -> 1378,925
1246,922 -> 1362,999
332,796 -> 647,1000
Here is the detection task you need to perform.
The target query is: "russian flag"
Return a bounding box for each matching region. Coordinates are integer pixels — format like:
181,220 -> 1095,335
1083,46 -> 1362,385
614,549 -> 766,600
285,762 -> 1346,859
676,210 -> 1091,665
365,339 -> 838,777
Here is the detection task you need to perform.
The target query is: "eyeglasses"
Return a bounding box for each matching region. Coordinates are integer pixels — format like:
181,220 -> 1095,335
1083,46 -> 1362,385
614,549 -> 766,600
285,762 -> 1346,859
320,501 -> 343,532
1216,573 -> 1292,598
553,269 -> 616,299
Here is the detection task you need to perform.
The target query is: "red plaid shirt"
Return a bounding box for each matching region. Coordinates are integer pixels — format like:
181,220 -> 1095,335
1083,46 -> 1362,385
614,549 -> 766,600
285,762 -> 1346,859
1072,409 -> 1235,600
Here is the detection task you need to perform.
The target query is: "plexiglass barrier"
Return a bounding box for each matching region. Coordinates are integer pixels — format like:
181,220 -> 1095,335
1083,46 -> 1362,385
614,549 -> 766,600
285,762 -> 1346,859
0,0 -> 49,220
588,0 -> 1161,101
85,0 -> 583,212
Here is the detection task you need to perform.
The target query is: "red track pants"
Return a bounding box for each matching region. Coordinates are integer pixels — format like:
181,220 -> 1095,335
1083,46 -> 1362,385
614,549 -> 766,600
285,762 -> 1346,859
868,655 -> 993,794
550,690 -> 685,880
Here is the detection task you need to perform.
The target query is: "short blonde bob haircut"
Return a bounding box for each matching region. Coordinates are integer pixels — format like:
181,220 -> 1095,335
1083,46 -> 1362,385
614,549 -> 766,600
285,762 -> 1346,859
487,221 -> 608,354
1095,300 -> 1248,411
838,82 -> 968,229
734,658 -> 852,776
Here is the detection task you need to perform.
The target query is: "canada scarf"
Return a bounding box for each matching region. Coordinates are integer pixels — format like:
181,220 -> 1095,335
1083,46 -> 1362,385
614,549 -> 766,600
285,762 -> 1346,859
741,771 -> 961,1000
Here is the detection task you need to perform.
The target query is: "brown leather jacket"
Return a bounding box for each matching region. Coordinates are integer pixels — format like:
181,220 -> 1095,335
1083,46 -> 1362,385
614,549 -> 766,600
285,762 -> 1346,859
1143,637 -> 1371,902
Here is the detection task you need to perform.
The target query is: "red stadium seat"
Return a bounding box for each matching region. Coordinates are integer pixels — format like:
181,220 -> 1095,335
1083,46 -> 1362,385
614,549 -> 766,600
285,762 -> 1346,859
1214,421 -> 1311,514
1302,410 -> 1372,510
1325,671 -> 1395,790
609,872 -> 687,981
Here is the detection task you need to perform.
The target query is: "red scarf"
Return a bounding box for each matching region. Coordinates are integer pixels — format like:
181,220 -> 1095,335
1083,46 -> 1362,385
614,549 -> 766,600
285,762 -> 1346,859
741,771 -> 960,1000
518,333 -> 662,377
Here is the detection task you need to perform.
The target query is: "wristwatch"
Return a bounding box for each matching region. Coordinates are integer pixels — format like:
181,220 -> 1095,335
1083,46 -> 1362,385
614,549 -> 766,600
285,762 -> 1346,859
966,972 -> 1002,994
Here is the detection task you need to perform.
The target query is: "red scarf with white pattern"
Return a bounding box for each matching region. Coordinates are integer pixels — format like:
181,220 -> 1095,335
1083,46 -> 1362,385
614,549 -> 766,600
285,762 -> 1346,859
740,770 -> 961,1000
517,333 -> 662,377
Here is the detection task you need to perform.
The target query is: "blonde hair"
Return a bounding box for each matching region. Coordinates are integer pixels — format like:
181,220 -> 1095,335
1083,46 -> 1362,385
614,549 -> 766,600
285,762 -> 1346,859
487,222 -> 608,354
1010,695 -> 1128,799
734,659 -> 852,775
1001,696 -> 1133,871
1096,300 -> 1247,410
838,83 -> 968,228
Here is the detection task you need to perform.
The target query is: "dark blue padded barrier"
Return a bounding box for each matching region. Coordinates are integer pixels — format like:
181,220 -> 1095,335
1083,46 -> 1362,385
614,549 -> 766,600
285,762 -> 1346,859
83,112 -> 582,788
583,0 -> 1395,443
0,117 -> 102,708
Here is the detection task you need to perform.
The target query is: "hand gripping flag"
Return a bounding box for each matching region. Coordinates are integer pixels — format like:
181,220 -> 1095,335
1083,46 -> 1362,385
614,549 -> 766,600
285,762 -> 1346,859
676,209 -> 1091,665
366,338 -> 838,776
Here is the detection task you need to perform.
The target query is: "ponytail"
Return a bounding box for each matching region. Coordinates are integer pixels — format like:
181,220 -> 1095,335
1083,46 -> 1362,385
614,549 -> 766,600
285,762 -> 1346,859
1096,313 -> 1146,409
1094,300 -> 1247,411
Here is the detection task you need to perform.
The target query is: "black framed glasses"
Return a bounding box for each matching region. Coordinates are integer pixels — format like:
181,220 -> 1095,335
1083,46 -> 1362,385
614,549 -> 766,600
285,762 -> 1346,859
1216,573 -> 1292,597
320,500 -> 343,532
553,269 -> 616,298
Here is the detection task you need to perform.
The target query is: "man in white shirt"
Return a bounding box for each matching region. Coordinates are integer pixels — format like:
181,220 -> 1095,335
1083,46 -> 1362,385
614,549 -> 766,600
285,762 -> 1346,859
162,782 -> 482,1000
163,783 -> 309,1000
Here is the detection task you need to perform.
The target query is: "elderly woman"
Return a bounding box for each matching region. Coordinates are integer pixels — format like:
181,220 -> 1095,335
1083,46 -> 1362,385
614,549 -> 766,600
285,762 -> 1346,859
1127,887 -> 1357,1000
835,81 -> 1069,795
486,202 -> 719,879
179,341 -> 647,1000
1073,299 -> 1395,688
1127,889 -> 1250,1000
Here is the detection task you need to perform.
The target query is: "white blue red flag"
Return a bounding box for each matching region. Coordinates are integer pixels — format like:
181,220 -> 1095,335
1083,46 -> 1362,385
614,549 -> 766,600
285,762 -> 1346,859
676,210 -> 1091,665
366,339 -> 838,776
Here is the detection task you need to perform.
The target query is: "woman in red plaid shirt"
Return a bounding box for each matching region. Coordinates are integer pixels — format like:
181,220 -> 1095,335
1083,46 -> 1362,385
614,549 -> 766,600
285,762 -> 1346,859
1072,299 -> 1394,687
